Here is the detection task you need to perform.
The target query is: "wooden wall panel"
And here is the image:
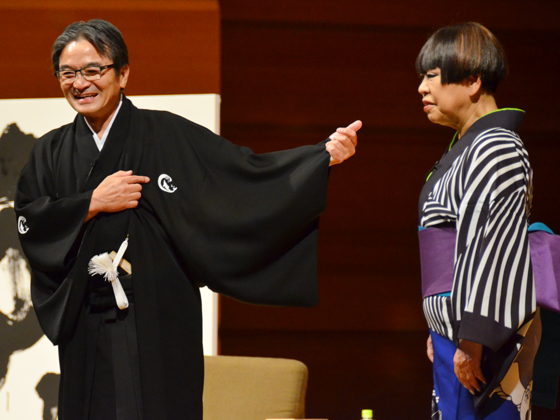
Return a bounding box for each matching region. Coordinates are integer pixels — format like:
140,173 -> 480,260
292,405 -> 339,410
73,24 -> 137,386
219,1 -> 560,418
220,0 -> 558,30
0,0 -> 220,99
221,23 -> 558,131
219,0 -> 560,330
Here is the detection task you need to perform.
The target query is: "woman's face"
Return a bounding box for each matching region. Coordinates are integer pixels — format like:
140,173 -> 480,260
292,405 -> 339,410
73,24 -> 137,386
418,68 -> 473,131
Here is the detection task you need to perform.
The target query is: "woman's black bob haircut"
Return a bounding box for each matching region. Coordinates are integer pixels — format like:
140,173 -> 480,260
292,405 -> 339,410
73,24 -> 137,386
416,22 -> 507,94
52,19 -> 129,75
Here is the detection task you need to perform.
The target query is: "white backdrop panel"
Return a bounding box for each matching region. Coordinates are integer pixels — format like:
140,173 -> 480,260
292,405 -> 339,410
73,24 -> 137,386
0,94 -> 220,420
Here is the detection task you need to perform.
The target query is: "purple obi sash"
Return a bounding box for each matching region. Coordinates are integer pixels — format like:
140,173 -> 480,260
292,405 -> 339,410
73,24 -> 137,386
419,227 -> 560,312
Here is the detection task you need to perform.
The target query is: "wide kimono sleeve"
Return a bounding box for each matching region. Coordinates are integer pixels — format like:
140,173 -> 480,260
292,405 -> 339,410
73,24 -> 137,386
14,128 -> 93,344
452,128 -> 535,352
138,111 -> 332,307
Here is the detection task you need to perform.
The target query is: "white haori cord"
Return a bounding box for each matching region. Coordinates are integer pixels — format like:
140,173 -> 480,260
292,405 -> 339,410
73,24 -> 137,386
88,237 -> 129,310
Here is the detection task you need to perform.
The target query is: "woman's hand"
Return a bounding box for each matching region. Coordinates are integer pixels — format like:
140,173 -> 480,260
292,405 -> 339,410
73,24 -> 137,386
427,335 -> 434,363
454,340 -> 486,394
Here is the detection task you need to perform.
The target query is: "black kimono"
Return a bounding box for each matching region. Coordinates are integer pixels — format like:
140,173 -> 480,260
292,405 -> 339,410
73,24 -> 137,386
15,96 -> 330,419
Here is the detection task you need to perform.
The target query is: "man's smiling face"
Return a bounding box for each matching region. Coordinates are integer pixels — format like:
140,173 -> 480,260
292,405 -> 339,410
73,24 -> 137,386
58,39 -> 129,127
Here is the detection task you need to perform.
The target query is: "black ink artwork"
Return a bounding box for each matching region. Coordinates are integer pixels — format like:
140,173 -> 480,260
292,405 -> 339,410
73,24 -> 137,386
0,123 -> 60,419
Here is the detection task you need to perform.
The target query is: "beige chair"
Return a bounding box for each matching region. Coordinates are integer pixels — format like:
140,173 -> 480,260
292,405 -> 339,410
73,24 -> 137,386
203,355 -> 308,420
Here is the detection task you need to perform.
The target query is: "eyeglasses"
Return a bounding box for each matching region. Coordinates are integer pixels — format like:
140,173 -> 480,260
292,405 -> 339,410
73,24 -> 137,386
55,64 -> 115,84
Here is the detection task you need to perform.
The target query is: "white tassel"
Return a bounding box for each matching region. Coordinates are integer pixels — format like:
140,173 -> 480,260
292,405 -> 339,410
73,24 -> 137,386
88,237 -> 130,310
112,237 -> 129,272
110,279 -> 129,310
88,253 -> 117,279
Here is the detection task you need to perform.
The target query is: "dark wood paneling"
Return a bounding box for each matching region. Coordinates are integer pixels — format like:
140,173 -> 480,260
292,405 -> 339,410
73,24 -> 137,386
220,0 -> 559,31
219,1 -> 560,418
220,22 -> 559,131
221,330 -> 434,420
0,0 -> 220,99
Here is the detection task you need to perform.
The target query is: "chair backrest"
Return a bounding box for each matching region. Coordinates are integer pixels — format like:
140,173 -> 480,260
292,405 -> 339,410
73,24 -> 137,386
203,355 -> 308,420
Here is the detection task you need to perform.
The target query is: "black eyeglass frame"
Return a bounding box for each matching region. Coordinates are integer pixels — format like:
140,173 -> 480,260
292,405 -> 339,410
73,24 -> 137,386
55,64 -> 115,83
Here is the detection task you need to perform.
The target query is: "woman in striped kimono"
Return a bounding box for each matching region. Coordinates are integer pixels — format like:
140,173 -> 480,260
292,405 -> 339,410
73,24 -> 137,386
417,23 -> 540,419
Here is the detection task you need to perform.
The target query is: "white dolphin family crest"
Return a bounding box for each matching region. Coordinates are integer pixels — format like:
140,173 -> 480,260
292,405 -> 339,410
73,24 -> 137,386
158,174 -> 178,193
17,216 -> 29,234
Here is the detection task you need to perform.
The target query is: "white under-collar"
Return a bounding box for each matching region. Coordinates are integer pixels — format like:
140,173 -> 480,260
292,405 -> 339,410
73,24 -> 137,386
84,97 -> 123,151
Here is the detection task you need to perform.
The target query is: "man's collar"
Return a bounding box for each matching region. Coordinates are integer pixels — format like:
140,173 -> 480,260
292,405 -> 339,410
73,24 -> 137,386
84,96 -> 124,150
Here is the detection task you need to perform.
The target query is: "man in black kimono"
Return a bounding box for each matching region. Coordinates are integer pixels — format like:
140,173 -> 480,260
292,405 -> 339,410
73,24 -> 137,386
15,19 -> 360,420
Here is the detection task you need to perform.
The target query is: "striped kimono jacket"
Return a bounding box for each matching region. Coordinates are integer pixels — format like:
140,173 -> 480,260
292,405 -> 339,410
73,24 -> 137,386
419,109 -> 538,418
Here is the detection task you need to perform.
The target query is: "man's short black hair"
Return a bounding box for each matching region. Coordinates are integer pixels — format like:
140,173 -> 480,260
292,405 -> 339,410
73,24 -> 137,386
52,19 -> 129,75
416,22 -> 507,94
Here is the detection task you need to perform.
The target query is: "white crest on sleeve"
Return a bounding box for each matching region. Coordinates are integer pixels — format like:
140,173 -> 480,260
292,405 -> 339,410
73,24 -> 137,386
18,216 -> 29,234
158,174 -> 178,193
